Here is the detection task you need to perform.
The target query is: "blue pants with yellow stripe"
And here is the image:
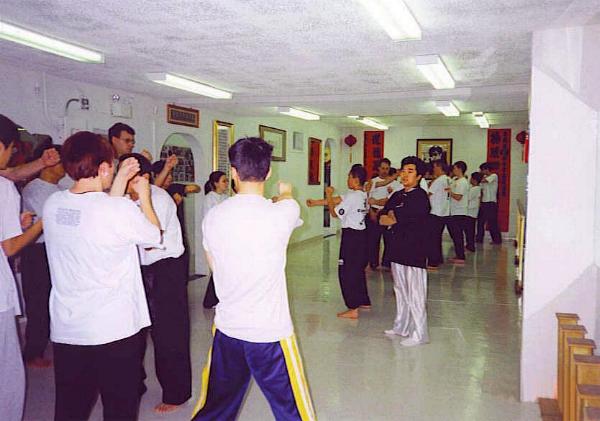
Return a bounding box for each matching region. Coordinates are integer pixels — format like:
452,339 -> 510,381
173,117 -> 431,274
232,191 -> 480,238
191,330 -> 316,421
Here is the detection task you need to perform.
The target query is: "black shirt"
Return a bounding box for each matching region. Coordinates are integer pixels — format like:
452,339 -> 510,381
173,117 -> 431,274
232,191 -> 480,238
382,187 -> 431,268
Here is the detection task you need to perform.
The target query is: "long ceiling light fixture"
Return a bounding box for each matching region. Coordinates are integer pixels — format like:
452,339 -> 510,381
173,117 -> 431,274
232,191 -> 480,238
277,107 -> 320,121
348,116 -> 389,130
435,100 -> 460,117
146,73 -> 232,99
358,0 -> 421,41
415,55 -> 455,89
0,20 -> 104,63
473,112 -> 490,128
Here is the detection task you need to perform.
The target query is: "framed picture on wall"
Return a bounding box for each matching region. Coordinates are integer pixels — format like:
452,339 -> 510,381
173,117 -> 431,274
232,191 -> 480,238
292,131 -> 304,152
416,138 -> 453,166
308,137 -> 321,185
259,125 -> 286,161
213,121 -> 234,180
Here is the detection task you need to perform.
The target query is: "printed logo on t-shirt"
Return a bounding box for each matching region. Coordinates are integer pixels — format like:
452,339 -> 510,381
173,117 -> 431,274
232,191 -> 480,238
56,208 -> 81,227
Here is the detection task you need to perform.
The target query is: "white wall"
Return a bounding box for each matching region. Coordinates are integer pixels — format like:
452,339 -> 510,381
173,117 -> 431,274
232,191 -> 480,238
521,25 -> 600,402
0,62 -> 343,275
339,123 -> 529,237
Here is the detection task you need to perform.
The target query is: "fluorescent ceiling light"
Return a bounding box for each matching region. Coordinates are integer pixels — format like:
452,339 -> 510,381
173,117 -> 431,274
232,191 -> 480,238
277,107 -> 320,121
359,0 -> 421,41
348,116 -> 389,130
415,55 -> 455,89
0,20 -> 104,63
146,73 -> 232,99
473,112 -> 490,128
435,100 -> 460,117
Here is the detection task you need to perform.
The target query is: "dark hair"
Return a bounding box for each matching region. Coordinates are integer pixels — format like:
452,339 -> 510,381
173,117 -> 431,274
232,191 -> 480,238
401,156 -> 426,176
377,158 -> 391,168
32,141 -> 61,162
0,114 -> 18,148
348,164 -> 367,185
205,171 -> 226,193
108,122 -> 135,144
453,161 -> 467,174
119,153 -> 152,177
62,131 -> 114,180
429,146 -> 443,157
228,137 -> 272,182
471,172 -> 483,184
389,167 -> 397,176
479,162 -> 491,171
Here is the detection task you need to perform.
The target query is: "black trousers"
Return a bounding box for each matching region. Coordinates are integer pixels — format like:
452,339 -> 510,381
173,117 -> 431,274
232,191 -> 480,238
366,214 -> 384,267
53,332 -> 144,421
428,215 -> 447,267
142,257 -> 192,405
203,275 -> 219,309
21,243 -> 51,361
338,228 -> 370,309
476,202 -> 502,243
465,217 -> 477,251
448,215 -> 469,260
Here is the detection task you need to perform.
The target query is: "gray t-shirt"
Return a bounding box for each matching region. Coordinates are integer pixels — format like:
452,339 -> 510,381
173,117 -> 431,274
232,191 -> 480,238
22,178 -> 62,243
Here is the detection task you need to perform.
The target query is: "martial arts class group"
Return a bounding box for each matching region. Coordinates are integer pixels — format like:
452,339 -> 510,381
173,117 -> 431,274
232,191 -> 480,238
0,115 -> 501,420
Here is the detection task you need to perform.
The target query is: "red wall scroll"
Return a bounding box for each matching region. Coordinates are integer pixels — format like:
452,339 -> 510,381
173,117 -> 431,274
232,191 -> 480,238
487,129 -> 511,232
363,131 -> 385,178
308,137 -> 321,185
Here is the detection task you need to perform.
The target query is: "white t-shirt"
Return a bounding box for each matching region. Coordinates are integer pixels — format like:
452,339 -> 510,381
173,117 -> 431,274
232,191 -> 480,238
202,194 -> 302,343
335,190 -> 367,230
0,177 -> 22,315
467,185 -> 482,218
138,185 -> 183,266
482,173 -> 498,203
203,191 -> 226,219
450,177 -> 469,216
419,177 -> 429,193
429,175 -> 451,217
44,190 -> 162,345
22,178 -> 62,244
369,176 -> 390,210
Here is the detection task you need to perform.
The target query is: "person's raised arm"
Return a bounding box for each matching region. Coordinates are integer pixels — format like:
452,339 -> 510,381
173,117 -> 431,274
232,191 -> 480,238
1,220 -> 43,257
131,176 -> 161,231
185,184 -> 201,194
0,148 -> 60,182
154,155 -> 178,188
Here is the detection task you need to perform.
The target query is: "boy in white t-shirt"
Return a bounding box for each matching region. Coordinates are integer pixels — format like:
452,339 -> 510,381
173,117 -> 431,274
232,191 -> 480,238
308,165 -> 370,319
476,162 -> 502,244
192,137 -> 315,421
366,158 -> 391,269
448,161 -> 470,264
44,131 -> 162,420
427,160 -> 451,268
0,114 -> 45,421
466,172 -> 483,252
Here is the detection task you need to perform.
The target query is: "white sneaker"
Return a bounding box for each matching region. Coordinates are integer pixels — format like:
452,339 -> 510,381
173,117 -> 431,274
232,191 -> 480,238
400,337 -> 427,347
384,329 -> 405,336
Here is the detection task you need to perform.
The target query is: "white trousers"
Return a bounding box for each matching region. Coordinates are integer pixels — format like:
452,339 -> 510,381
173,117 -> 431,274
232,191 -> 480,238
0,309 -> 25,421
390,263 -> 429,343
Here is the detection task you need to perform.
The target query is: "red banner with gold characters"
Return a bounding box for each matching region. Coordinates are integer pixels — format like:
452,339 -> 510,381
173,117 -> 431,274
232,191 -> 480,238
487,129 -> 511,232
363,131 -> 385,178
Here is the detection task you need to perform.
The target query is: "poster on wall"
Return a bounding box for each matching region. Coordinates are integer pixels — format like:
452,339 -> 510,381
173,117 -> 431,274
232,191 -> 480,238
487,128 -> 511,232
308,137 -> 321,185
416,139 -> 453,166
363,131 -> 384,178
212,120 -> 234,182
160,145 -> 195,182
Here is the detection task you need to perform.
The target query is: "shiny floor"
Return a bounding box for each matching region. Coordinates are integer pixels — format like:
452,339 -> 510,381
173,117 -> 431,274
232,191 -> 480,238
23,235 -> 539,421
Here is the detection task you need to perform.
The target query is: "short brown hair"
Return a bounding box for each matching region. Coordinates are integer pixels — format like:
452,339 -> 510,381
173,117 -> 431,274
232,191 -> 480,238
62,131 -> 114,180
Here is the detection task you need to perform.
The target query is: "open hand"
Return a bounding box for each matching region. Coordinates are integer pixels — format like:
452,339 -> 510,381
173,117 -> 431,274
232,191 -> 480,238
116,157 -> 140,182
140,149 -> 153,162
278,181 -> 292,196
165,154 -> 178,169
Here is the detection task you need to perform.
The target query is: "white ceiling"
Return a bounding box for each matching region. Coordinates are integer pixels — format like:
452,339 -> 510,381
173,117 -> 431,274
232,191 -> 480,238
2,0 -> 600,125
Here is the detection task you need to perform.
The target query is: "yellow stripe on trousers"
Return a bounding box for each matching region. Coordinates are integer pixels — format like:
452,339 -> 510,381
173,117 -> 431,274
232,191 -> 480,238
191,325 -> 216,418
280,335 -> 317,421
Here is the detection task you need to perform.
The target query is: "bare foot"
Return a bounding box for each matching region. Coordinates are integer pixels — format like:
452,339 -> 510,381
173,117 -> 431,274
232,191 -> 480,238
359,305 -> 371,310
154,403 -> 181,413
337,309 -> 359,319
26,357 -> 52,368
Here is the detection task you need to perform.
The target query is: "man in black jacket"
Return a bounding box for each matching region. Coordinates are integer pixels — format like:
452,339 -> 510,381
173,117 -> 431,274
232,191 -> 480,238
380,156 -> 431,347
